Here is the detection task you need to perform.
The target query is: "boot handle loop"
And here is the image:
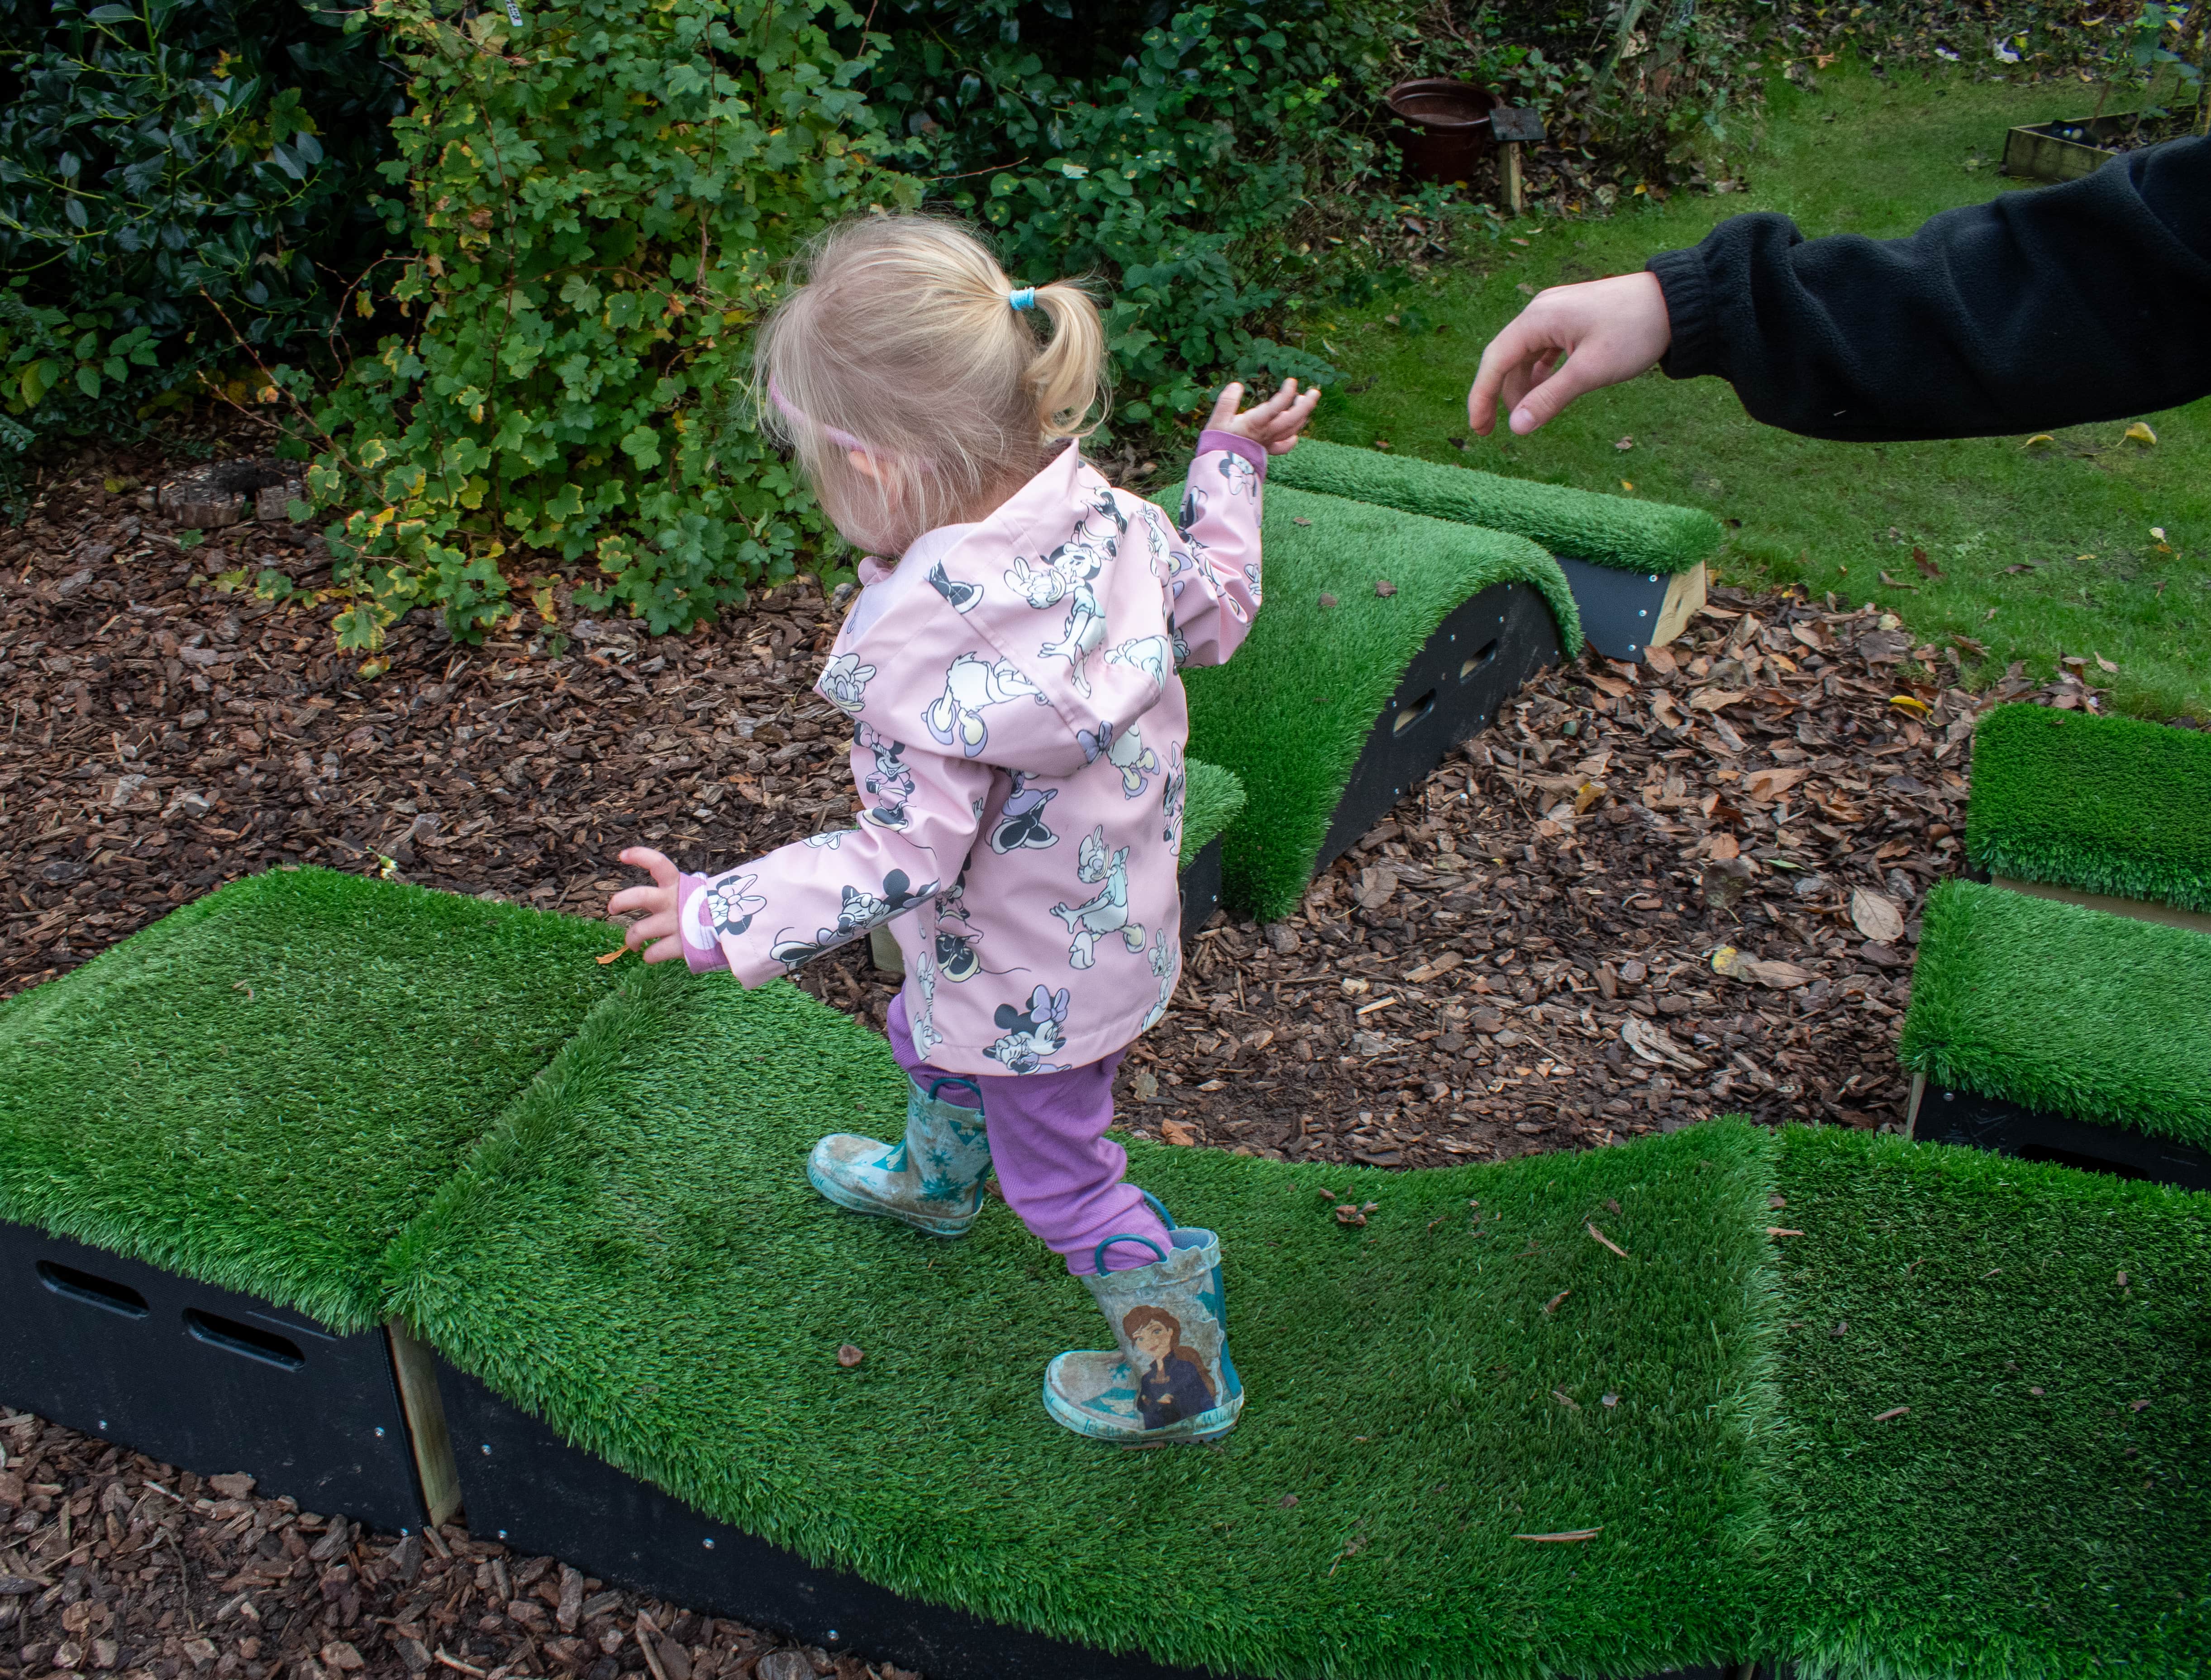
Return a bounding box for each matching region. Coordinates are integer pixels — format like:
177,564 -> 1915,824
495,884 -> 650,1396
1092,1232 -> 1169,1274
924,1076 -> 985,1111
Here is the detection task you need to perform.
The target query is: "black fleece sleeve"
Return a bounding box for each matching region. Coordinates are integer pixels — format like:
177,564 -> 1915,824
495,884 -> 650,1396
1646,134 -> 2211,441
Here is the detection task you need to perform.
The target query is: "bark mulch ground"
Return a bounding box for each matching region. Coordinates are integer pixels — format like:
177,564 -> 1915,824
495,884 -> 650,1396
0,444 -> 2111,1680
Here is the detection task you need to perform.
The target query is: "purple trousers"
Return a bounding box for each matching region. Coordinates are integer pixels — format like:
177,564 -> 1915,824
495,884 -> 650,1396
886,996 -> 1170,1275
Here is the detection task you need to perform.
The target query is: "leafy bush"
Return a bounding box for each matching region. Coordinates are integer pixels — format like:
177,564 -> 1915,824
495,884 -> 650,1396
0,0 -> 401,453
306,0 -> 1415,650
302,0 -> 902,653
868,0 -> 1370,427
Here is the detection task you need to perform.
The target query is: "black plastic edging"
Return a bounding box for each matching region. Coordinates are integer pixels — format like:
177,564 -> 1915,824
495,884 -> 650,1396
0,1221 -> 430,1532
1912,1084 -> 2211,1191
1554,555 -> 1685,663
1178,835 -> 1225,939
440,1360 -> 1746,1680
1315,577 -> 1563,873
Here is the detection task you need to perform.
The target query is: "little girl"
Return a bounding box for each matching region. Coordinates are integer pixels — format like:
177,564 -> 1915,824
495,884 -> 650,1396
609,215 -> 1315,1447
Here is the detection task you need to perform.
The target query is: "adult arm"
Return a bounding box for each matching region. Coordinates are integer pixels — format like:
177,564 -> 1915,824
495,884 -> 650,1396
1650,134 -> 2211,440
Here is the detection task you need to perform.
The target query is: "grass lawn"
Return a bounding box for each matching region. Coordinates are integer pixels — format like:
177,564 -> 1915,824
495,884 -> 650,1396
1306,61 -> 2211,719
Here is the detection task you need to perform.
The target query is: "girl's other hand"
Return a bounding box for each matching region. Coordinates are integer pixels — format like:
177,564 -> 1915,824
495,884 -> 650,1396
1206,377 -> 1322,455
607,846 -> 686,963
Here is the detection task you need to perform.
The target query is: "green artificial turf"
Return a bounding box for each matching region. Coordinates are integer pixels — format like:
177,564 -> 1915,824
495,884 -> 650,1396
1763,1124 -> 2211,1680
389,966 -> 1781,1680
1898,880 -> 2211,1151
1965,703 -> 2211,915
1271,439 -> 1719,574
1303,60 -> 2211,718
1177,756 -> 1244,869
0,866 -> 624,1332
1183,483 -> 1577,921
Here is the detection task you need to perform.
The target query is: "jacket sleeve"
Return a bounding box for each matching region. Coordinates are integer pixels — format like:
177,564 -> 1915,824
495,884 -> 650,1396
676,727 -> 991,986
1160,429 -> 1267,669
1647,134 -> 2211,441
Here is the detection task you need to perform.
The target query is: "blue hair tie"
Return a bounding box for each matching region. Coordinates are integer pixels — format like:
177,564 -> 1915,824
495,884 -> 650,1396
1007,287 -> 1037,311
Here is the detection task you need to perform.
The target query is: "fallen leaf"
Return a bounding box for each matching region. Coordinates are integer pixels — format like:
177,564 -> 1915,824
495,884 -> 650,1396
2094,650 -> 2119,673
1620,480 -> 1634,491
1356,865 -> 1399,911
1621,1015 -> 1707,1070
1374,579 -> 1398,598
1688,688 -> 1746,712
1913,546 -> 1942,579
1334,1203 -> 1369,1227
1586,1221 -> 1629,1258
1878,569 -> 1916,590
2021,434 -> 2053,448
1543,1289 -> 1572,1314
1317,592 -> 1338,609
1951,633 -> 1990,659
1615,436 -> 1634,451
2125,421 -> 2157,445
1768,1227 -> 1806,1237
836,1343 -> 865,1368
1291,516 -> 1312,526
1586,673 -> 1631,699
1745,765 -> 1806,801
1888,693 -> 1933,716
596,948 -> 628,965
1161,1119 -> 1200,1146
1514,1527 -> 1603,1542
1872,1405 -> 1909,1422
1851,888 -> 1905,945
1552,1388 -> 1581,1410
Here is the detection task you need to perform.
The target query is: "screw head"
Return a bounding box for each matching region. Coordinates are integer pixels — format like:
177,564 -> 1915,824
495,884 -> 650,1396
703,1538 -> 716,1550
497,1529 -> 508,1540
481,1443 -> 493,1455
374,1427 -> 386,1437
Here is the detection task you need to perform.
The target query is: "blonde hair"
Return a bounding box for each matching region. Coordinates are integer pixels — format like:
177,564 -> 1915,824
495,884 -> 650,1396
754,215 -> 1108,557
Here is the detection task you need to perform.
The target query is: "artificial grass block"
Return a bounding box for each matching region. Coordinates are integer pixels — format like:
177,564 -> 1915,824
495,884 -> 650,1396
1177,756 -> 1244,869
1899,879 -> 2211,1153
389,968 -> 1781,1680
1965,702 -> 2211,916
1270,439 -> 1722,575
0,867 -> 624,1332
1183,483 -> 1577,921
1764,1125 -> 2211,1680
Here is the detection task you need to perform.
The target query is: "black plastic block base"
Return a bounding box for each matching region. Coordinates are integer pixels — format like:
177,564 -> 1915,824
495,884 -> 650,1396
1179,835 -> 1224,940
1914,1085 -> 2211,1191
0,1222 -> 429,1532
1554,555 -> 1678,663
437,1364 -> 1219,1680
1317,578 -> 1562,870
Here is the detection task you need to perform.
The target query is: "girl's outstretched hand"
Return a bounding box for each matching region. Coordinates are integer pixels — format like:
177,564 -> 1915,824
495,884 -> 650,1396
607,846 -> 686,963
1206,377 -> 1321,455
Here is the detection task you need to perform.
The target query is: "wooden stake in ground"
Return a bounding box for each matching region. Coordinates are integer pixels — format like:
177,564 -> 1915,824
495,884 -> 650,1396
1491,106 -> 1546,216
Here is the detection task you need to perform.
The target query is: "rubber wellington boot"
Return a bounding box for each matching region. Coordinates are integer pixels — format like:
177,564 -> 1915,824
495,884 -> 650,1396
807,1075 -> 991,1238
1043,1199 -> 1244,1446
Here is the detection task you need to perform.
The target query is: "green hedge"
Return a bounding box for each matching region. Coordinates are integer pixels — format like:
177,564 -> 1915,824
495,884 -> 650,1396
1964,702 -> 2211,916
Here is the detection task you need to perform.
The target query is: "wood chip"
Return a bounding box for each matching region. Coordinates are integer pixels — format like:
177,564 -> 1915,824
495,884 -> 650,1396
1542,1289 -> 1571,1313
1871,1406 -> 1909,1422
1585,1221 -> 1629,1258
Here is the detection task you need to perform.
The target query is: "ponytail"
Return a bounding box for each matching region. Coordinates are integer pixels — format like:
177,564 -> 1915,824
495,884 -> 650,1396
1025,281 -> 1108,439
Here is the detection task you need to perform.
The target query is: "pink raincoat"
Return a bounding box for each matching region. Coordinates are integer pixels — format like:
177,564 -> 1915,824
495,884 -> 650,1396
678,431 -> 1267,1076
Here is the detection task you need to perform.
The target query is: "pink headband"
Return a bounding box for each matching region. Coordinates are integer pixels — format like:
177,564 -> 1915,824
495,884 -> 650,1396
767,374 -> 871,454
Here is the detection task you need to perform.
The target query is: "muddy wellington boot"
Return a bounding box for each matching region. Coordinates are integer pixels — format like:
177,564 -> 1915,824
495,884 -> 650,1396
807,1075 -> 992,1238
1043,1196 -> 1244,1446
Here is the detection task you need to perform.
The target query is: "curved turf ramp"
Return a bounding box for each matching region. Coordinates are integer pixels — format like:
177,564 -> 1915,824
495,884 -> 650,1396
1182,484 -> 1576,922
1764,1126 -> 2211,1678
1174,757 -> 1246,936
386,969 -> 1778,1680
1271,442 -> 1722,577
1899,880 -> 2211,1169
1964,703 -> 2211,921
0,868 -> 624,1529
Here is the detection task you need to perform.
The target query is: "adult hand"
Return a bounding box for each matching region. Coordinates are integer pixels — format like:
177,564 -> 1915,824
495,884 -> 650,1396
1467,271 -> 1673,437
1206,377 -> 1322,454
607,845 -> 686,963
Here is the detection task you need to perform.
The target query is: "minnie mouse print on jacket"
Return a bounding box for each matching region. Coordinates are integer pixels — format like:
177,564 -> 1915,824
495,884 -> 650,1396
675,431 -> 1266,1077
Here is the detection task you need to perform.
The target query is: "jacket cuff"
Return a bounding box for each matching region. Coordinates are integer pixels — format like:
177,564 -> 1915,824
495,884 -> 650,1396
677,873 -> 730,975
1196,429 -> 1269,475
1647,246 -> 1715,382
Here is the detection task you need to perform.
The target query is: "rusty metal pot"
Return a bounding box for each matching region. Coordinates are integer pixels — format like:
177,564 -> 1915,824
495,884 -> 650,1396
1384,78 -> 1498,185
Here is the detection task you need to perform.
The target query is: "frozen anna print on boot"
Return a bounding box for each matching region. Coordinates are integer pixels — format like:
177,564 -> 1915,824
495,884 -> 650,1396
1044,1225 -> 1244,1446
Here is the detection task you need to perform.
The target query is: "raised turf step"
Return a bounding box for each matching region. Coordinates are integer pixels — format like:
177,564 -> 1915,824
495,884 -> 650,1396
1901,879 -> 2211,1187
